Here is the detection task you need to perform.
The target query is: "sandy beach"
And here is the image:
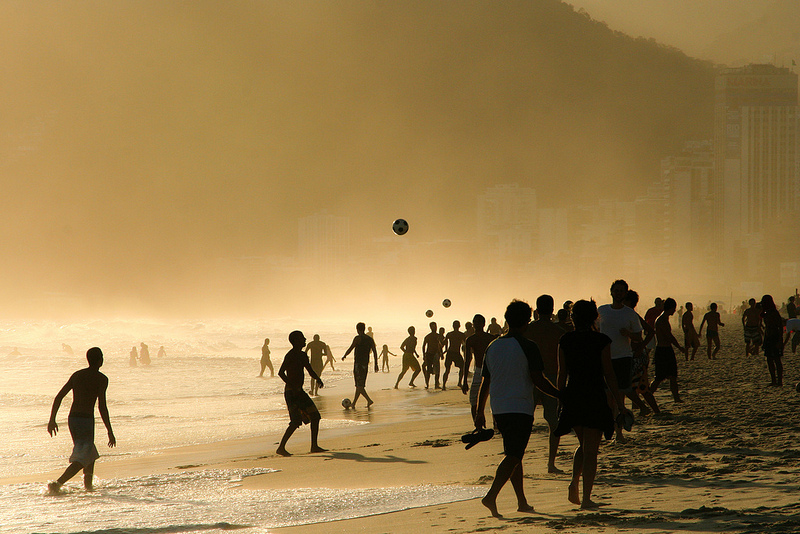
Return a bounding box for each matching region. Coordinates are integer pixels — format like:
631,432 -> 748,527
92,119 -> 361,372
8,321 -> 800,533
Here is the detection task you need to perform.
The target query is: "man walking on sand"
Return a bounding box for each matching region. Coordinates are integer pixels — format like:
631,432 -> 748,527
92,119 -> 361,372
475,300 -> 561,518
463,314 -> 498,421
682,302 -> 700,361
276,331 -> 326,456
342,322 -> 379,407
47,347 -> 116,494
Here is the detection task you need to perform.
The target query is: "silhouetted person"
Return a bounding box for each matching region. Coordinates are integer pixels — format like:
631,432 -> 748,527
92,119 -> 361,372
622,290 -> 660,416
322,344 -> 336,371
784,317 -> 800,355
342,322 -> 379,407
157,346 -> 166,359
464,321 -> 475,340
742,298 -> 762,356
129,346 -> 138,367
475,300 -> 561,518
556,309 -> 574,332
9,347 -> 21,356
379,344 -> 395,372
681,303 -> 700,361
487,317 -> 503,336
47,347 -> 116,493
786,296 -> 799,354
422,322 -> 442,389
463,314 -> 498,421
650,298 -> 685,403
62,343 -> 74,356
761,295 -> 784,387
276,331 -> 325,456
525,294 -> 566,473
554,300 -> 628,509
366,326 -> 374,339
139,342 -> 151,366
395,326 -> 421,388
259,338 -> 274,377
698,303 -> 725,360
442,320 -> 466,390
305,334 -> 327,395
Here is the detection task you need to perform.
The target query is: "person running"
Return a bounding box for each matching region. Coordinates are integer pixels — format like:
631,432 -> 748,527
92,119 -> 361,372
474,300 -> 561,518
742,298 -> 762,356
760,295 -> 784,387
698,303 -> 725,360
422,322 -> 442,389
259,338 -> 274,377
276,331 -> 326,456
47,347 -> 116,494
554,300 -> 628,509
322,344 -> 336,371
305,334 -> 328,395
525,294 -> 566,474
395,326 -> 422,388
622,289 -> 660,416
342,322 -> 379,407
442,320 -> 466,390
379,344 -> 395,372
462,314 -> 498,420
597,279 -> 642,443
682,303 -> 700,361
650,298 -> 685,403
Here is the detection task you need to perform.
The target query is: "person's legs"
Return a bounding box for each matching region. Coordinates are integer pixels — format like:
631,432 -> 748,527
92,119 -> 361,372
579,429 -> 602,508
309,415 -> 326,452
358,386 -> 374,407
276,424 -> 298,456
394,362 -> 409,388
668,376 -> 682,402
776,357 -> 783,386
568,427 -> 584,505
83,461 -> 95,490
509,461 -> 533,512
482,455 -> 521,517
442,356 -> 452,389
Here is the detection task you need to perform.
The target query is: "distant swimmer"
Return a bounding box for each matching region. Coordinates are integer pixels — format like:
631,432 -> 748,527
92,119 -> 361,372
139,343 -> 151,366
322,344 -> 336,371
366,326 -> 374,339
760,295 -> 784,387
47,347 -> 116,493
463,314 -> 498,421
342,322 -> 379,407
442,320 -> 466,391
259,338 -> 274,377
395,326 -> 421,388
9,347 -> 21,356
379,344 -> 395,373
650,298 -> 685,404
422,322 -> 442,389
681,303 -> 700,361
742,298 -> 762,356
276,331 -> 326,456
698,303 -> 725,360
305,334 -> 327,395
62,344 -> 74,356
157,346 -> 166,359
129,346 -> 138,368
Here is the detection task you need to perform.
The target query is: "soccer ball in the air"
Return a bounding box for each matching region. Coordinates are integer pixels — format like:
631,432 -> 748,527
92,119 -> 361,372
392,218 -> 409,236
442,299 -> 451,308
342,398 -> 352,409
425,309 -> 434,318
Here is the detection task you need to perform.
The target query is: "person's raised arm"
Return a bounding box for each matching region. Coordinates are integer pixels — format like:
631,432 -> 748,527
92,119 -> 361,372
48,376 -> 74,437
97,377 -> 116,448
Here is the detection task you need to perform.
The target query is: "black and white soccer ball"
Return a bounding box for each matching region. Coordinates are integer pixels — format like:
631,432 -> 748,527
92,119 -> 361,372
442,299 -> 451,308
392,218 -> 409,236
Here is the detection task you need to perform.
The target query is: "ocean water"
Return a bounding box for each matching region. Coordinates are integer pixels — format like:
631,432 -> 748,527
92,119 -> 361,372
0,319 -> 482,534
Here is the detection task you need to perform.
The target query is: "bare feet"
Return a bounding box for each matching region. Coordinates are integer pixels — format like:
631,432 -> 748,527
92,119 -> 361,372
568,482 -> 580,505
548,465 -> 566,475
366,400 -> 374,407
481,495 -> 502,518
310,446 -> 327,453
276,447 -> 292,457
47,481 -> 62,495
581,499 -> 600,509
517,502 -> 534,513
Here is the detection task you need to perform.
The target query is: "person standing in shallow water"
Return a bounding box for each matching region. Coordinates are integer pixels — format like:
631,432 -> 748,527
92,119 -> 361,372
276,331 -> 326,456
305,334 -> 327,395
259,338 -> 274,377
395,326 -> 421,388
47,347 -> 116,494
342,322 -> 379,407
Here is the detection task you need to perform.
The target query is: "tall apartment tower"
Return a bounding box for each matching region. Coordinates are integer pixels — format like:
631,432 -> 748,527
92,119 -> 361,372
714,64 -> 799,265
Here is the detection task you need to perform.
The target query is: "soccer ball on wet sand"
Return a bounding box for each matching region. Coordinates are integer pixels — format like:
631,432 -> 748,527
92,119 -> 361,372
342,398 -> 352,409
392,218 -> 409,236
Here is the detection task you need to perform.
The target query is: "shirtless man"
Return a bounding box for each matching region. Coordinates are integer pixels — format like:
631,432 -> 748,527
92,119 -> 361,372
342,322 -> 379,407
742,298 -> 762,356
442,320 -> 466,390
462,314 -> 498,420
47,347 -> 116,493
681,302 -> 700,361
525,295 -> 566,473
422,322 -> 442,389
487,317 -> 503,336
650,298 -> 685,403
305,334 -> 328,395
395,326 -> 421,388
698,303 -> 725,360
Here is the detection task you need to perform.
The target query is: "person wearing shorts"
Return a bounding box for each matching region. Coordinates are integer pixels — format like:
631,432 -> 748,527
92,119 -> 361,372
474,300 -> 560,518
342,322 -> 379,407
395,326 -> 421,388
650,298 -> 685,403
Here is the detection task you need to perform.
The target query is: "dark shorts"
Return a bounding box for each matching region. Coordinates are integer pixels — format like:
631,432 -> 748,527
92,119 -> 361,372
494,413 -> 534,460
284,388 -> 320,427
423,353 -> 440,373
533,372 -> 559,430
444,351 -> 464,368
654,346 -> 678,381
611,357 -> 633,392
706,329 -> 718,340
353,362 -> 369,388
402,352 -> 421,372
744,326 -> 761,344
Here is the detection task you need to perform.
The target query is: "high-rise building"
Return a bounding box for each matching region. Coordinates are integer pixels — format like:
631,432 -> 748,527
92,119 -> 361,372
714,64 -> 799,270
298,211 -> 350,275
476,184 -> 537,270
